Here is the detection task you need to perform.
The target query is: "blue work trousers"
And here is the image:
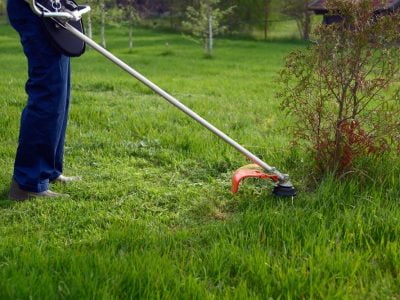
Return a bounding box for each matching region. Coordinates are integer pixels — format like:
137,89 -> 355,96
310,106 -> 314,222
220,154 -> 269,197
7,0 -> 71,192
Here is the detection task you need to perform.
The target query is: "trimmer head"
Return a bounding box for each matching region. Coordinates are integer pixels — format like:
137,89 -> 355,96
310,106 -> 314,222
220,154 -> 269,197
272,181 -> 297,197
232,164 -> 297,197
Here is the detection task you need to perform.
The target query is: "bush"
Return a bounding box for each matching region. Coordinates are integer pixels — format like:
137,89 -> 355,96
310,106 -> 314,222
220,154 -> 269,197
279,0 -> 400,177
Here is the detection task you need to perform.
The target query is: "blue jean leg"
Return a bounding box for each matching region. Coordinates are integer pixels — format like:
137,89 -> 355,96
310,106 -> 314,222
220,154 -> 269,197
50,62 -> 71,182
8,0 -> 71,192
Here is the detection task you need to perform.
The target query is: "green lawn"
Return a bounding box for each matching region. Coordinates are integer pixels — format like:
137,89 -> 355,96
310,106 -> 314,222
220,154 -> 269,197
1,20 -> 400,299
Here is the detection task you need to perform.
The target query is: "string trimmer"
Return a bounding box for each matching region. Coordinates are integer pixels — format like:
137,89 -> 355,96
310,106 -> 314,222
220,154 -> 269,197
26,0 -> 297,197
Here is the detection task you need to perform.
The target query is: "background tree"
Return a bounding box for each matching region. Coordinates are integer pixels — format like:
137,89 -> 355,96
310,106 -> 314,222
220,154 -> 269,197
0,0 -> 4,16
82,0 -> 108,46
220,0 -> 272,38
100,0 -> 107,47
84,0 -> 99,39
88,0 -> 119,48
281,0 -> 311,40
163,0 -> 193,30
182,0 -> 234,57
118,0 -> 141,50
279,0 -> 400,176
262,0 -> 272,40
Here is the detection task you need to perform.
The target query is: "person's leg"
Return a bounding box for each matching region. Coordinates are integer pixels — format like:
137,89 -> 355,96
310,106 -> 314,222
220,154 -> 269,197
7,0 -> 70,193
50,58 -> 71,182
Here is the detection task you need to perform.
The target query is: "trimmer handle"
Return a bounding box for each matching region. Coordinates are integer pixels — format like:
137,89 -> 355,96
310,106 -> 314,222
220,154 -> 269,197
28,0 -> 91,21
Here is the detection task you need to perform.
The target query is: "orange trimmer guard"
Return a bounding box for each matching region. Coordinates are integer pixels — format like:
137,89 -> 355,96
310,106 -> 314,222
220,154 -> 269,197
231,164 -> 279,193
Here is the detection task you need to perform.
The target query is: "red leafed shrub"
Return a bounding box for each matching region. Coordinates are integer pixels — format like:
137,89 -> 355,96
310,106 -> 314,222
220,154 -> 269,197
279,0 -> 400,176
314,120 -> 390,173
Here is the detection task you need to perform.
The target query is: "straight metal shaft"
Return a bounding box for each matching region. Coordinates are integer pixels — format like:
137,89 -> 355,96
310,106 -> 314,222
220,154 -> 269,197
64,23 -> 287,182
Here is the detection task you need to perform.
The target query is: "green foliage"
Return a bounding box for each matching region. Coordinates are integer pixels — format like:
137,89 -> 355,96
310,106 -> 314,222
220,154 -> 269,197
161,0 -> 193,29
281,0 -> 311,40
279,0 -> 400,177
114,0 -> 141,49
182,0 -> 234,56
83,0 -> 120,46
0,0 -> 5,16
220,0 -> 271,34
84,0 -> 118,26
113,0 -> 139,25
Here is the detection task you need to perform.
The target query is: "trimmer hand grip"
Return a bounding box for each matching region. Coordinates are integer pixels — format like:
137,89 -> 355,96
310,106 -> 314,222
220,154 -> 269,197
28,0 -> 91,21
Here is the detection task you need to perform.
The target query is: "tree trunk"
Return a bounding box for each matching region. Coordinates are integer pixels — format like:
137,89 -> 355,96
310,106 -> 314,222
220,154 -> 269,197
0,0 -> 10,24
264,0 -> 270,41
303,4 -> 311,41
101,1 -> 106,48
208,12 -> 213,56
2,0 -> 9,24
87,12 -> 93,39
129,22 -> 133,50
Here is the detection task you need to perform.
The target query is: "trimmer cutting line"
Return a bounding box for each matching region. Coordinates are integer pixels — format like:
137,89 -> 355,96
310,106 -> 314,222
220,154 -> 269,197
27,0 -> 297,197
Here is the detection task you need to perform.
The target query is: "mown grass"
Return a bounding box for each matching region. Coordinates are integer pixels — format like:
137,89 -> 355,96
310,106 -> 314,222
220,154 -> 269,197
1,18 -> 400,299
